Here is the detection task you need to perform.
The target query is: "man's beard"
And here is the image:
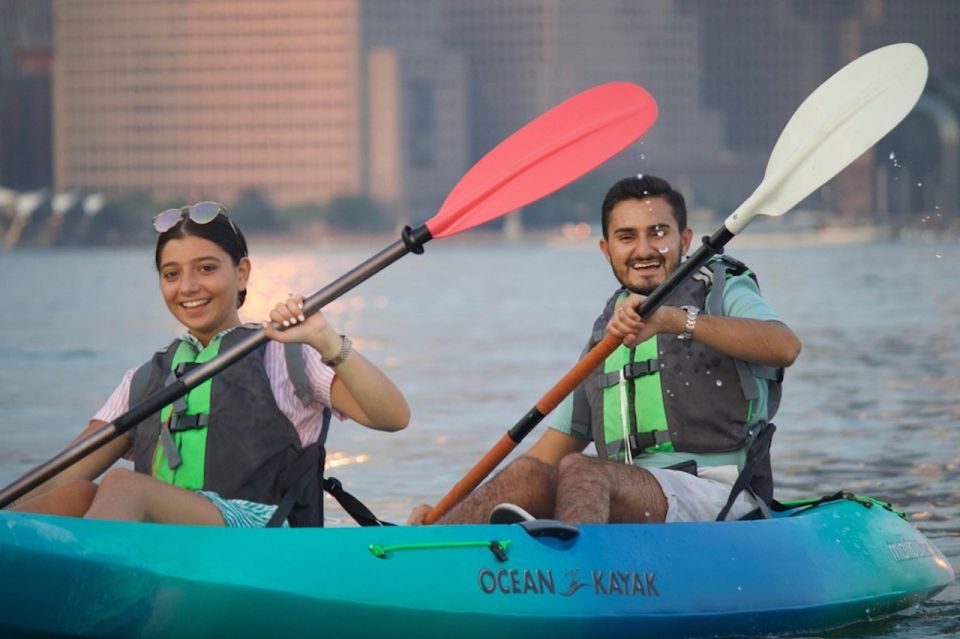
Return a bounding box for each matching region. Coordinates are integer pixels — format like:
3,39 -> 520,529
609,262 -> 663,296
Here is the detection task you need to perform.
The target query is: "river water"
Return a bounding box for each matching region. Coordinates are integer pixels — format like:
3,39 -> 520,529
0,236 -> 957,637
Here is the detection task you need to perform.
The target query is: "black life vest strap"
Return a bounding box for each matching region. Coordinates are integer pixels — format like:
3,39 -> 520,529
266,407 -> 394,528
715,422 -> 776,521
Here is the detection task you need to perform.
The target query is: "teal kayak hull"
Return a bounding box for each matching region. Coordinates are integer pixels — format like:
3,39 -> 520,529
0,498 -> 953,638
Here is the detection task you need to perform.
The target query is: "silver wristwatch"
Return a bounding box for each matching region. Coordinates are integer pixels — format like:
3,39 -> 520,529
321,334 -> 352,367
677,305 -> 700,341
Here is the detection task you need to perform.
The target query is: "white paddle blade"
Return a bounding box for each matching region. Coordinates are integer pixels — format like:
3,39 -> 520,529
725,43 -> 928,235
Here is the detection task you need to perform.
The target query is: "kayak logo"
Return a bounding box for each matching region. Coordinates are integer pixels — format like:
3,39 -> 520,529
477,567 -> 660,597
887,538 -> 934,562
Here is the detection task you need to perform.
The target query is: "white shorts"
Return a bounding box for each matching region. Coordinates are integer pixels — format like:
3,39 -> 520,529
645,464 -> 760,522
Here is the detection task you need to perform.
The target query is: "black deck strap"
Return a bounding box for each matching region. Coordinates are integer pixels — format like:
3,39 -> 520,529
488,541 -> 509,562
518,519 -> 580,541
323,476 -> 395,527
716,422 -> 777,522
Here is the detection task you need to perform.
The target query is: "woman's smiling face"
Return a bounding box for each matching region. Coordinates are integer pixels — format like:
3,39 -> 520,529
158,234 -> 250,345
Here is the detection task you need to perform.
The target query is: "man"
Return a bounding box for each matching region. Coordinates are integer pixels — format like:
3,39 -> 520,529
409,175 -> 800,525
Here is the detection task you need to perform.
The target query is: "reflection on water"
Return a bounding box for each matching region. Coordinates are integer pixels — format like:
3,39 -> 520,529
0,239 -> 957,637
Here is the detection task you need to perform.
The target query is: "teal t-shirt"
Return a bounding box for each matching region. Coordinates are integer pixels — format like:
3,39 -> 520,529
549,273 -> 782,470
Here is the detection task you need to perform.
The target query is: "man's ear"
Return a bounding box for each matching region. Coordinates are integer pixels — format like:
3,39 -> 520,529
599,237 -> 612,264
680,227 -> 693,256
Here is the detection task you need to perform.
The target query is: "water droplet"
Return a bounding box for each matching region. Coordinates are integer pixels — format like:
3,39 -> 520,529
684,381 -> 690,386
644,511 -> 651,518
636,173 -> 644,180
639,153 -> 646,160
658,246 -> 670,254
888,151 -> 896,160
737,585 -> 743,592
917,182 -> 923,187
935,205 -> 940,210
935,254 -> 942,259
716,379 -> 723,387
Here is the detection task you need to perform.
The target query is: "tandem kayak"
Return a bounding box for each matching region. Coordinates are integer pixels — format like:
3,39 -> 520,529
0,493 -> 953,639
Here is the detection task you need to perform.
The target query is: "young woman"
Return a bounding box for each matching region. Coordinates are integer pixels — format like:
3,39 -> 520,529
8,202 -> 409,526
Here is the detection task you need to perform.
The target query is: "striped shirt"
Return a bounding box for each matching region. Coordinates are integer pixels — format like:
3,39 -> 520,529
93,333 -> 341,448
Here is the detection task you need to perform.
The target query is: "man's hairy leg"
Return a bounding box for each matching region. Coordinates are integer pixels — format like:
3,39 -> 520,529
554,454 -> 667,524
433,456 -> 559,524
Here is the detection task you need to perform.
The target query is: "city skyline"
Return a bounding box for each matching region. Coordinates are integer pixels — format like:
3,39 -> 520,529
1,0 -> 958,246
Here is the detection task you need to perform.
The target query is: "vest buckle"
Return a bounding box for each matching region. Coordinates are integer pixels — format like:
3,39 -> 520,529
623,359 -> 658,379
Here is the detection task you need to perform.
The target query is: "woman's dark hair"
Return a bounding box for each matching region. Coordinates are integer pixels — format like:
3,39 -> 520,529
154,211 -> 250,308
600,175 -> 687,238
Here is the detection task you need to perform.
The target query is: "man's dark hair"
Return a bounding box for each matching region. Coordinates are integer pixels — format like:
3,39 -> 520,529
154,211 -> 250,308
600,175 -> 687,238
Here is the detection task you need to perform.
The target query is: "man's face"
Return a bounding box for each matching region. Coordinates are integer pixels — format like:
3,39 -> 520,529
599,197 -> 693,294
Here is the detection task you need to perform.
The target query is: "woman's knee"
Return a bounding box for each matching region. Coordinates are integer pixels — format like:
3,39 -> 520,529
97,467 -> 140,494
62,477 -> 98,502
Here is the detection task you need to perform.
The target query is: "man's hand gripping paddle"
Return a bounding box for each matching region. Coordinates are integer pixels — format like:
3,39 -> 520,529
424,43 -> 929,524
0,82 -> 658,508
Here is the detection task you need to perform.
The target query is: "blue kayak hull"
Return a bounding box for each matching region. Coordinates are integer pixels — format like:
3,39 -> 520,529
0,498 -> 953,638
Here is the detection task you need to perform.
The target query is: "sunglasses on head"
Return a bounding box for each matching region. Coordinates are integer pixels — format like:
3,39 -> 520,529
152,201 -> 235,233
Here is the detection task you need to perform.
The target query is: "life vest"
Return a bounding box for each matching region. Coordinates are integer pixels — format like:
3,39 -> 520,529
127,326 -> 329,527
584,256 -> 783,505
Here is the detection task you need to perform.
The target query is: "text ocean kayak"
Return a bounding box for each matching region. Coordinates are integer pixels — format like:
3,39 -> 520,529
0,494 -> 953,638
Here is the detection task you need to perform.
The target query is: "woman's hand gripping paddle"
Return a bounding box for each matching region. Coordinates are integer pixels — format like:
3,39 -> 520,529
423,42 -> 928,524
0,82 -> 657,508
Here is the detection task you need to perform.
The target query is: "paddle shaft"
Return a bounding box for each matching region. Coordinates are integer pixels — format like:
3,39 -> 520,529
423,226 -> 733,523
0,226 -> 433,508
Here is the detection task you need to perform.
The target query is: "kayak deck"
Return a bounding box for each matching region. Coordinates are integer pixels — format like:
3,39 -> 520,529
0,496 -> 953,638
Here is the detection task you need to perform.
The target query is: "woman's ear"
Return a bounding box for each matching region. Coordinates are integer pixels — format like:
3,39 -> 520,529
237,256 -> 251,289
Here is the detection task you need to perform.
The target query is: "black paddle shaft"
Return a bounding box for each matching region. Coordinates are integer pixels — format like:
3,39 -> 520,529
0,225 -> 433,508
505,225 -> 735,445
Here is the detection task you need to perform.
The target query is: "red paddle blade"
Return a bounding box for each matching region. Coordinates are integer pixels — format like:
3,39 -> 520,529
425,82 -> 657,239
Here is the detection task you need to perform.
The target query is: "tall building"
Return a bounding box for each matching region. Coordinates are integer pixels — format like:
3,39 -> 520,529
443,0 -> 726,204
697,0 -> 960,223
0,0 -> 53,192
361,0 -> 468,221
53,0 -> 362,206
